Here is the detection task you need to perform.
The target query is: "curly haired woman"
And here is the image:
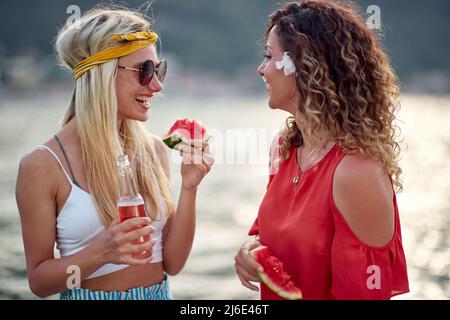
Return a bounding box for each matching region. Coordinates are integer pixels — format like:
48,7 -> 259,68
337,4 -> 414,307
235,0 -> 409,300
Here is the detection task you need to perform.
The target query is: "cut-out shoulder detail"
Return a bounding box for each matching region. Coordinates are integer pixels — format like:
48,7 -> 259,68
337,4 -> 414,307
250,143 -> 409,299
332,154 -> 395,247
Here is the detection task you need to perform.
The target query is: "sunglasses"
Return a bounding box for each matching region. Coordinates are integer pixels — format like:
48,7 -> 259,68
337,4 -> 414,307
118,59 -> 167,86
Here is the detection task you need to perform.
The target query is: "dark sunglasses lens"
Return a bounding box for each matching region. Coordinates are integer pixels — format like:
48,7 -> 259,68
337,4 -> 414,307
139,60 -> 154,85
156,60 -> 167,83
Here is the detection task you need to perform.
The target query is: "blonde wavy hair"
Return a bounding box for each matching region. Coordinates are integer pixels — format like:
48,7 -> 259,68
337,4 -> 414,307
55,7 -> 173,225
269,0 -> 403,192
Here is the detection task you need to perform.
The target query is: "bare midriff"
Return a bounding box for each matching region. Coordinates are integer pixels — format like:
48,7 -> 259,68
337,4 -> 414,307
80,262 -> 165,292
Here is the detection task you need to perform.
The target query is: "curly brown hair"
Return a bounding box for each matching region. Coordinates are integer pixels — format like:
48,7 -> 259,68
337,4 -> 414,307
268,0 -> 403,191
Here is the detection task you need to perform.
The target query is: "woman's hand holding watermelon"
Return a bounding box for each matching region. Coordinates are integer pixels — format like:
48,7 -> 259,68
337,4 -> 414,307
178,142 -> 214,190
160,119 -> 214,275
162,119 -> 214,190
235,238 -> 303,299
234,236 -> 264,292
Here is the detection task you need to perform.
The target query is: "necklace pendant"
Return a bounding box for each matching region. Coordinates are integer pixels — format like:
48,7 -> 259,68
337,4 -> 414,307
293,175 -> 300,184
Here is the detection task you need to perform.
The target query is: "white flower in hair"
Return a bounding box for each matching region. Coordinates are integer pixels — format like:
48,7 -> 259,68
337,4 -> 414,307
276,52 -> 296,76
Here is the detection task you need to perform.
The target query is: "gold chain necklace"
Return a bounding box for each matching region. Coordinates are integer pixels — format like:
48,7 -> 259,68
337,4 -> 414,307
292,141 -> 336,185
293,146 -> 317,185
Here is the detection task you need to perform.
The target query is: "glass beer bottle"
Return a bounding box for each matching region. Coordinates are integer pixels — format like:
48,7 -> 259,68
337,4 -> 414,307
116,154 -> 151,259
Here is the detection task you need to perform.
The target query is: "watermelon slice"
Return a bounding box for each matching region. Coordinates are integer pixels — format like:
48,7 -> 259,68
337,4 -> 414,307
162,119 -> 210,149
252,246 -> 303,300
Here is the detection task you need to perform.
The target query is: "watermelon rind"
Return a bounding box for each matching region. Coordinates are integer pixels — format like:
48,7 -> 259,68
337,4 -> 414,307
162,133 -> 212,150
162,135 -> 184,149
253,246 -> 303,300
258,272 -> 303,300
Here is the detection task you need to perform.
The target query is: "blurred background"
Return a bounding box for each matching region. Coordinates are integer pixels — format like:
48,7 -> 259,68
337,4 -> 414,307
0,0 -> 449,300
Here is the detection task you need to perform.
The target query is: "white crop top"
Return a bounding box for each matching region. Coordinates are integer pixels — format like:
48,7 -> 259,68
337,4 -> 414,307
36,145 -> 167,279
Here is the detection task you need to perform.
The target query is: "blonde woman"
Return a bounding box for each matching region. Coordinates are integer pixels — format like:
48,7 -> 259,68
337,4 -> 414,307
234,0 -> 409,300
15,7 -> 214,300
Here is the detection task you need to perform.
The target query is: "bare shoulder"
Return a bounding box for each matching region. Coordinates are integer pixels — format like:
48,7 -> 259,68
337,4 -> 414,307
334,153 -> 393,196
18,148 -> 57,186
17,148 -> 58,201
16,147 -> 59,233
332,152 -> 395,247
16,148 -> 58,273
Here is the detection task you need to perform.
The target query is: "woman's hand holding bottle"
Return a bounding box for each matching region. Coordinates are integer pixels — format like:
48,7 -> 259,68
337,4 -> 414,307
92,217 -> 156,266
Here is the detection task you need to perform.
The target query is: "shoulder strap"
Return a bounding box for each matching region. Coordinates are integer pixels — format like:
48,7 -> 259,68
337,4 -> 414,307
35,145 -> 73,185
53,135 -> 82,188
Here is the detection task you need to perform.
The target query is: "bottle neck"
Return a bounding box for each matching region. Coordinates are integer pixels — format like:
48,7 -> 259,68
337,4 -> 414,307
117,165 -> 140,200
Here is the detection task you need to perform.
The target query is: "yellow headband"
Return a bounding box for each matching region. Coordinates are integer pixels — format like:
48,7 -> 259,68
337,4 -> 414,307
73,31 -> 158,80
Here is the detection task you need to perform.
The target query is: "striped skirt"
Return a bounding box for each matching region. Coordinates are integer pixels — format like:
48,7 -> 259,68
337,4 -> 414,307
59,277 -> 173,300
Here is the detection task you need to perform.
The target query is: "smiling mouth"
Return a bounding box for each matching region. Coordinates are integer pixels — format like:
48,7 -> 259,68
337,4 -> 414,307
135,95 -> 151,103
135,96 -> 152,109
